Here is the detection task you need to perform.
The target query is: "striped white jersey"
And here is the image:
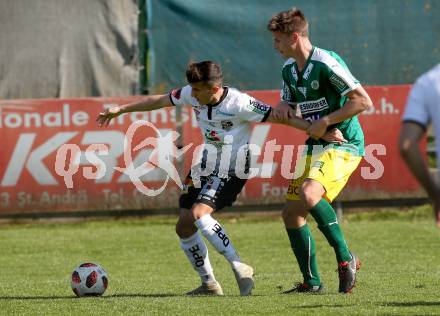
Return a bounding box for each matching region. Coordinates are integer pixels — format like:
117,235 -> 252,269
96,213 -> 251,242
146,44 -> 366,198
170,85 -> 271,176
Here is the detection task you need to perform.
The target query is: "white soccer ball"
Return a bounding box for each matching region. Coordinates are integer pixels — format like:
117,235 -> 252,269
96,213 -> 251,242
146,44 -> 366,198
71,263 -> 108,297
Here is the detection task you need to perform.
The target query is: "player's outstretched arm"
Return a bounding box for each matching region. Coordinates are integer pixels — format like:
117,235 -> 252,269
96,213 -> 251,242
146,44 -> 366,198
266,105 -> 309,130
307,86 -> 372,139
266,105 -> 346,143
96,94 -> 172,127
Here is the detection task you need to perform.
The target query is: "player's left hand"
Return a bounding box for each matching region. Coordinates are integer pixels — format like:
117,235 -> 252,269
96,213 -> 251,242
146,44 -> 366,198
96,106 -> 122,127
307,117 -> 330,139
321,128 -> 347,144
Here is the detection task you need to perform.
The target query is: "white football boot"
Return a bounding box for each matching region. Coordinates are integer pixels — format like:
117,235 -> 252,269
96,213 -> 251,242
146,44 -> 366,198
233,263 -> 254,296
186,281 -> 224,296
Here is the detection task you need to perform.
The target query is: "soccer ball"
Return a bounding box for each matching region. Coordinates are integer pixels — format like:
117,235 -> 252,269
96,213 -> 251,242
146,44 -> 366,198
71,263 -> 108,297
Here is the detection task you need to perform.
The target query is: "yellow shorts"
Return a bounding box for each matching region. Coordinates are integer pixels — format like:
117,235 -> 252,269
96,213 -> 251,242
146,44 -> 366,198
286,148 -> 362,202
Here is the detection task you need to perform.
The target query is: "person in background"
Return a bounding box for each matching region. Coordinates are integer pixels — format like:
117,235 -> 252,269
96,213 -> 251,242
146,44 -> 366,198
399,64 -> 440,228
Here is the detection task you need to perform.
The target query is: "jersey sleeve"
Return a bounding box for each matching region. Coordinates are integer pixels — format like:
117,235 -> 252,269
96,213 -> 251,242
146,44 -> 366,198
327,60 -> 360,96
402,78 -> 430,129
169,85 -> 192,107
237,93 -> 272,122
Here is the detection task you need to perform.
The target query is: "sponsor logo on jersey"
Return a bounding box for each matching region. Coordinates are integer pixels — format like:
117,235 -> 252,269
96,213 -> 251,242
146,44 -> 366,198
303,64 -> 314,80
298,87 -> 307,98
205,129 -> 221,142
311,80 -> 319,90
215,109 -> 235,117
298,97 -> 329,115
171,88 -> 182,100
329,74 -> 349,92
248,100 -> 270,115
304,113 -> 321,122
221,120 -> 233,131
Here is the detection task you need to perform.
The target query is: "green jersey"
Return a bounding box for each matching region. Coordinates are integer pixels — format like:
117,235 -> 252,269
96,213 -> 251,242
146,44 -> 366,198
281,46 -> 365,156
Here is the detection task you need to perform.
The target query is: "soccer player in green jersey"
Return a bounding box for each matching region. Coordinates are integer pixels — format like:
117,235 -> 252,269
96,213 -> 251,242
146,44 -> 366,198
267,8 -> 373,293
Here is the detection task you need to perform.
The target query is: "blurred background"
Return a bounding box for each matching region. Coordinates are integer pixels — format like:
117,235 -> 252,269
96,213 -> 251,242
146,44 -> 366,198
1,0 -> 439,99
0,0 -> 438,216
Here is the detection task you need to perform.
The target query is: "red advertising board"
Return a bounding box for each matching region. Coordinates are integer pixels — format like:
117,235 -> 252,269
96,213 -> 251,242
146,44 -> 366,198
0,85 -> 423,214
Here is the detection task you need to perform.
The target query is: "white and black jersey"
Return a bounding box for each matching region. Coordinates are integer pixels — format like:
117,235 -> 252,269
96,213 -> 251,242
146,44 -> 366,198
170,85 -> 272,176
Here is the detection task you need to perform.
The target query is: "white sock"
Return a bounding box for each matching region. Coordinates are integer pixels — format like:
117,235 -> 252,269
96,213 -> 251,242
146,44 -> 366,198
195,214 -> 242,269
180,232 -> 216,284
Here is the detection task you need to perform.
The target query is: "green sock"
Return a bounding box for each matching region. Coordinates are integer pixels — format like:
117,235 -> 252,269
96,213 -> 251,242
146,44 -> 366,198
286,224 -> 321,286
309,199 -> 352,263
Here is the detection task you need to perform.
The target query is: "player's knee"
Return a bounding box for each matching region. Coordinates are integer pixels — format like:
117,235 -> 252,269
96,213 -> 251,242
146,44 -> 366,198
300,183 -> 322,208
175,221 -> 196,238
282,205 -> 307,228
299,188 -> 311,206
175,219 -> 186,238
191,203 -> 212,220
175,210 -> 196,238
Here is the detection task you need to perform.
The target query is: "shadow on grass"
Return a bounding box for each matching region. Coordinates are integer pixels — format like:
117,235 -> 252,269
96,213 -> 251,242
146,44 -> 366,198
0,293 -> 179,300
105,293 -> 179,298
382,301 -> 440,307
296,304 -> 349,309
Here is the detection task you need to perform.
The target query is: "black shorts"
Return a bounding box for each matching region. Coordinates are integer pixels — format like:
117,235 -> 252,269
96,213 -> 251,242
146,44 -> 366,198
179,172 -> 247,211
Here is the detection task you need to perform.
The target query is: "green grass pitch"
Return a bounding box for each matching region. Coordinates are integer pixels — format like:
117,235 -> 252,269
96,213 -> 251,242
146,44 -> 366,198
0,206 -> 439,315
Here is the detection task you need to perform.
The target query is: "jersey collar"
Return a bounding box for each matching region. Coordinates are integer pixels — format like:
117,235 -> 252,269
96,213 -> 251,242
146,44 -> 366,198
207,87 -> 229,107
294,46 -> 315,77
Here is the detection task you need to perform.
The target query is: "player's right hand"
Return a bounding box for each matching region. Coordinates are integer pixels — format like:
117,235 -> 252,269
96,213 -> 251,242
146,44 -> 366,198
96,106 -> 122,127
321,128 -> 347,144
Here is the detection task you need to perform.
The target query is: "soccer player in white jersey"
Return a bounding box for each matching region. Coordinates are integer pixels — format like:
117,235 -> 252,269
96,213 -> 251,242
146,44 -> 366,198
267,8 -> 373,294
400,64 -> 440,228
97,60 -> 345,296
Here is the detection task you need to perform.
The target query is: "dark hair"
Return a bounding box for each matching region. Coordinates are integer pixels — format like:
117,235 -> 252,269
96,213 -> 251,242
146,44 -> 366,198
186,61 -> 223,86
267,8 -> 308,36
